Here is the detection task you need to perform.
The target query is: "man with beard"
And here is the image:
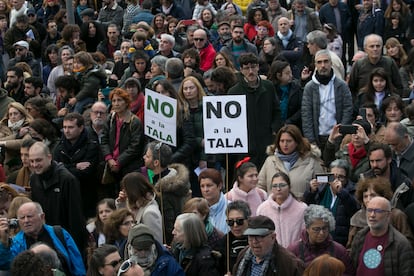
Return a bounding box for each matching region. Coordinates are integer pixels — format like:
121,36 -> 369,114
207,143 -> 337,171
97,0 -> 123,29
8,40 -> 41,77
55,75 -> 80,117
301,49 -> 353,152
181,48 -> 203,77
350,197 -> 414,275
220,25 -> 258,70
5,66 -> 25,104
124,223 -> 184,276
213,21 -> 231,51
228,53 -> 281,169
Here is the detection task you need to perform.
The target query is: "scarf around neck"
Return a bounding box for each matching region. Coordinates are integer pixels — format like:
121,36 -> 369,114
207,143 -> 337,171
348,143 -> 366,168
315,69 -> 334,85
8,119 -> 25,133
276,150 -> 299,171
277,29 -> 293,48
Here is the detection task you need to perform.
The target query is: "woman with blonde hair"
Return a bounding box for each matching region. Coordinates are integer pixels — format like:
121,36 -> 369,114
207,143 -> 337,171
385,37 -> 408,67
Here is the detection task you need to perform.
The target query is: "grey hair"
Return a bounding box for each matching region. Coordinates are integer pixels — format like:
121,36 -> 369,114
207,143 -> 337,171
314,49 -> 331,61
227,200 -> 251,218
306,30 -> 328,49
151,55 -> 168,72
30,243 -> 62,270
392,122 -> 409,139
329,159 -> 350,178
363,34 -> 383,49
160,33 -> 175,47
145,141 -> 172,168
304,204 -> 336,231
165,58 -> 184,79
175,213 -> 208,249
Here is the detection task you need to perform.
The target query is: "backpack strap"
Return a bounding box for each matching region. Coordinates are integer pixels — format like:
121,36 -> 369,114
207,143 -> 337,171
53,225 -> 68,252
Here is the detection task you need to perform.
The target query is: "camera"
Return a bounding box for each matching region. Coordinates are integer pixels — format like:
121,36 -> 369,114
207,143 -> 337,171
8,218 -> 19,229
316,173 -> 335,183
339,125 -> 358,135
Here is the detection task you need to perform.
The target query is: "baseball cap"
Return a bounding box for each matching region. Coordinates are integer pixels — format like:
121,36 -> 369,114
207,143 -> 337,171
13,41 -> 29,50
26,8 -> 36,16
127,224 -> 155,250
243,215 -> 275,236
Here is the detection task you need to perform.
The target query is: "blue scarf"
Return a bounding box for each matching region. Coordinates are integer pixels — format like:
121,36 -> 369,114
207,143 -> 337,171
277,29 -> 293,48
276,151 -> 299,171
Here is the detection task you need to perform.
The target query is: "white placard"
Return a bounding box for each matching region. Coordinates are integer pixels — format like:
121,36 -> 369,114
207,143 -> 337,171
144,88 -> 177,146
203,95 -> 248,154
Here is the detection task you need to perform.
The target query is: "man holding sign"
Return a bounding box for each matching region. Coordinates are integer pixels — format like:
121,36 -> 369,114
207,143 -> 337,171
228,53 -> 281,169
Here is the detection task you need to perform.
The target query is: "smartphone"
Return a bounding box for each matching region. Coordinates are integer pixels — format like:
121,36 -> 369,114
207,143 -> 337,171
316,173 -> 335,183
339,125 -> 358,135
359,108 -> 367,121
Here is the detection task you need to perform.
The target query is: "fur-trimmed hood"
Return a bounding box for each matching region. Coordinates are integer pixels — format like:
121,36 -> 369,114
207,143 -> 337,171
154,163 -> 190,196
265,143 -> 322,158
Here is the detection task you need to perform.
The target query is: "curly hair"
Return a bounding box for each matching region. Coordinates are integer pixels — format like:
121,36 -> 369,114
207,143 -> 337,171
104,208 -> 133,243
355,177 -> 393,206
10,250 -> 52,276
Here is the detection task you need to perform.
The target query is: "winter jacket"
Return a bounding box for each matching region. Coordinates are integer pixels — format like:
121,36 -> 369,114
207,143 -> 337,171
0,89 -> 14,119
0,224 -> 85,275
303,181 -> 359,246
75,65 -> 107,102
97,2 -> 124,28
302,74 -> 353,145
350,225 -> 414,275
274,79 -> 303,128
214,231 -> 248,274
198,43 -> 216,72
154,164 -> 190,245
228,78 -> 281,168
274,33 -> 303,78
101,111 -> 144,176
233,242 -> 305,276
256,194 -> 307,248
3,24 -> 40,58
318,2 -> 352,41
225,182 -> 267,216
258,145 -> 325,198
356,7 -> 384,49
29,162 -> 87,256
8,51 -> 41,77
172,244 -> 220,276
288,229 -> 355,275
220,39 -> 258,69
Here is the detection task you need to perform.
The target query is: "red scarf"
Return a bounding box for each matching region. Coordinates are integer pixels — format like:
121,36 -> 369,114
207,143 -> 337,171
348,143 -> 366,168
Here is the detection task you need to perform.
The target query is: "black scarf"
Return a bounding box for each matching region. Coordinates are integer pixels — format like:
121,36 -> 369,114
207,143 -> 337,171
315,69 -> 334,85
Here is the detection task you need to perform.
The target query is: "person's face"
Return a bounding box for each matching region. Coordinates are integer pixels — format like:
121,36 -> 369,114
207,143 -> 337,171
47,21 -> 58,35
363,187 -> 378,207
227,210 -> 248,237
202,9 -> 212,21
107,27 -> 119,41
238,167 -> 258,191
314,54 -> 332,76
391,17 -> 399,26
278,132 -> 297,155
119,215 -> 135,237
385,127 -> 405,153
133,39 -> 144,49
240,63 -> 259,82
8,107 -> 23,123
307,42 -> 318,55
366,198 -> 390,232
6,71 -> 21,87
392,0 -> 401,11
48,51 -> 58,64
204,78 -> 216,93
73,58 -> 84,71
330,167 -> 347,187
277,65 -> 293,85
214,54 -> 226,67
29,148 -> 51,173
262,39 -> 275,54
295,3 -> 305,13
98,203 -> 113,223
125,84 -> 139,99
385,102 -> 402,122
17,203 -> 45,237
14,46 -> 27,58
257,26 -> 268,38
143,148 -> 155,169
134,58 -> 146,73
200,178 -> 222,204
88,22 -> 96,36
369,149 -> 391,177
24,82 -> 37,97
225,4 -> 236,15
183,56 -> 196,67
268,0 -> 279,10
278,18 -> 290,35
25,104 -> 40,118
218,24 -> 230,36
350,124 -> 365,148
182,80 -> 199,102
306,219 -> 330,245
20,147 -> 30,168
90,104 -> 107,128
150,63 -> 162,76
231,27 -> 244,44
120,42 -> 131,57
172,220 -> 185,243
64,58 -> 74,72
271,175 -> 290,203
15,21 -> 28,31
365,108 -> 376,126
0,18 -> 7,30
111,95 -> 128,113
61,49 -> 71,62
363,0 -> 373,9
329,0 -> 338,5
247,232 -> 275,259
28,13 -> 36,24
372,76 -> 386,92
63,119 -> 84,143
100,252 -> 122,276
168,22 -> 176,34
155,16 -> 164,28
159,38 -> 172,52
364,37 -> 382,60
386,45 -> 399,57
193,30 -> 207,50
253,10 -> 263,24
155,84 -> 171,97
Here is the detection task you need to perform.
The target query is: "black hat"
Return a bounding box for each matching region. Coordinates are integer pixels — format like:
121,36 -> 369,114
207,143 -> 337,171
80,8 -> 94,17
243,215 -> 275,236
353,119 -> 372,135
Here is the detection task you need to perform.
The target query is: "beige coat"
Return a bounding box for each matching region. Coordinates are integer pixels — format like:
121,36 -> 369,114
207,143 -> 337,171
258,145 -> 325,199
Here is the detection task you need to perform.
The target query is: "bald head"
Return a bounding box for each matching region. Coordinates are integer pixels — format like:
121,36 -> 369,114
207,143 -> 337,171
29,142 -> 52,175
366,196 -> 391,236
278,17 -> 290,35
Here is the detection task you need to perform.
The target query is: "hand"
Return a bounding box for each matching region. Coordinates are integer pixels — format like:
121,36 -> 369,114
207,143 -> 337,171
108,159 -> 119,173
98,91 -> 105,101
110,74 -> 118,80
76,162 -> 91,170
0,218 -> 9,246
117,190 -> 127,202
19,126 -> 30,137
183,67 -> 193,77
57,108 -> 68,117
328,124 -> 342,143
301,66 -> 312,80
331,179 -> 342,194
355,124 -> 369,144
68,97 -> 77,106
310,179 -> 319,192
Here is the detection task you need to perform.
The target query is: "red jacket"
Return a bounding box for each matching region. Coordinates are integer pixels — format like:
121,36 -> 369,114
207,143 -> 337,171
198,43 -> 216,72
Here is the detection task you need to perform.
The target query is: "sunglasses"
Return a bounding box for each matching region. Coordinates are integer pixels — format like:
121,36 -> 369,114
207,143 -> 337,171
193,38 -> 205,42
15,48 -> 25,52
227,218 -> 245,227
119,259 -> 135,274
104,259 -> 122,267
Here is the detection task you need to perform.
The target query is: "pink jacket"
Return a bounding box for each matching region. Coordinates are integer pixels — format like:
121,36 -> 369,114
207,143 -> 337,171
225,181 -> 267,216
256,194 -> 307,248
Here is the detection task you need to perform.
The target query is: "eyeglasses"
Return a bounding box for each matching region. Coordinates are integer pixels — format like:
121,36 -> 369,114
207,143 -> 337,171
271,183 -> 288,189
226,218 -> 246,227
122,220 -> 135,226
193,38 -> 205,42
92,110 -> 105,116
15,48 -> 25,52
310,226 -> 330,233
104,259 -> 122,267
366,208 -> 390,214
119,259 -> 135,274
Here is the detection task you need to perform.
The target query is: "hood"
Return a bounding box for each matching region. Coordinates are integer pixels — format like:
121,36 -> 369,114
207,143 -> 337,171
154,163 -> 190,196
265,143 -> 321,158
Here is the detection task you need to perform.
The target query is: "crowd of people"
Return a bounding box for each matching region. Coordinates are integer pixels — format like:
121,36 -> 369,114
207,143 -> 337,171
0,0 -> 414,275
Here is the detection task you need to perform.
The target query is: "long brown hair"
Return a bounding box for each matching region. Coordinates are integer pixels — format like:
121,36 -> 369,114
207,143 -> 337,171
271,124 -> 311,157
